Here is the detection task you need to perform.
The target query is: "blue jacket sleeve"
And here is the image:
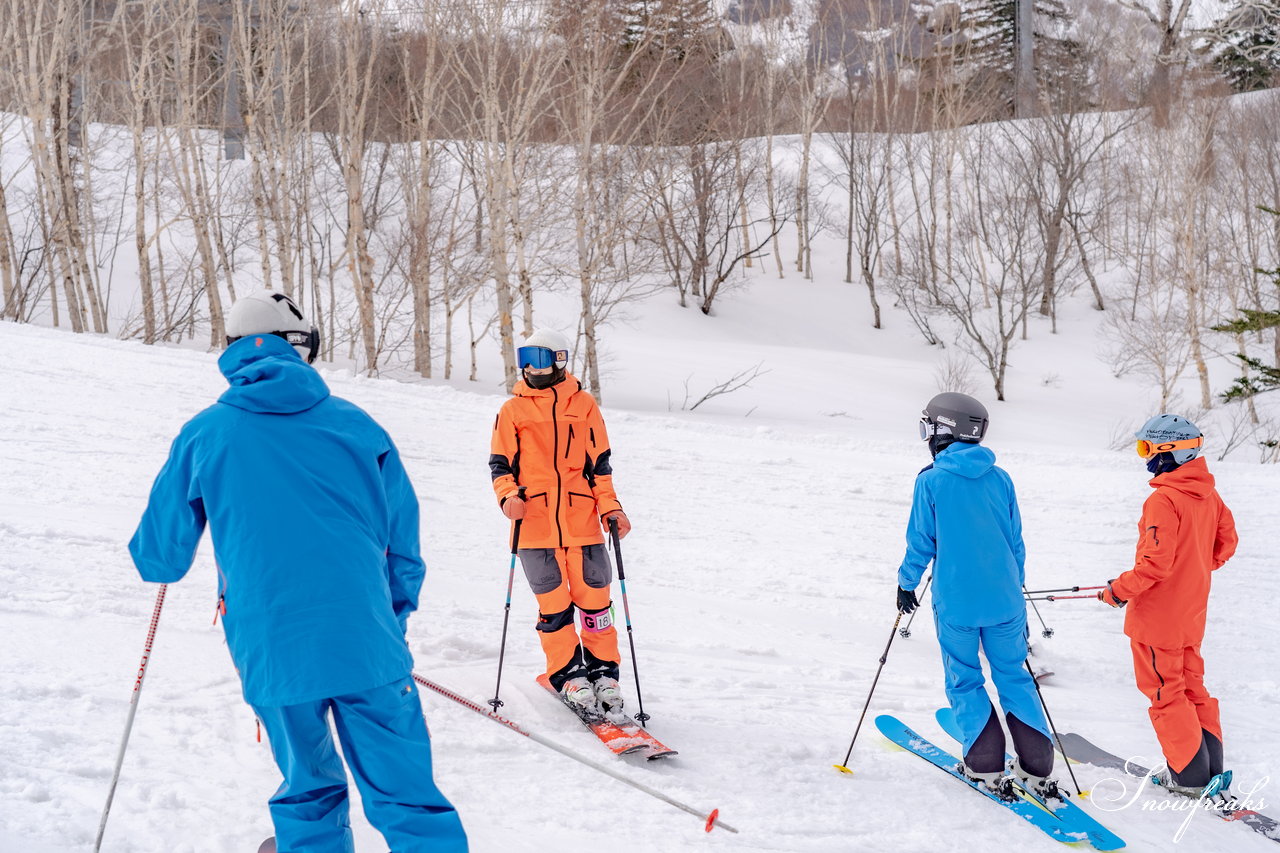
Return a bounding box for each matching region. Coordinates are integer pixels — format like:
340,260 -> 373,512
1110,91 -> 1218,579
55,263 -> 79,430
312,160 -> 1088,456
380,440 -> 425,634
1008,475 -> 1027,587
129,430 -> 206,583
897,474 -> 935,591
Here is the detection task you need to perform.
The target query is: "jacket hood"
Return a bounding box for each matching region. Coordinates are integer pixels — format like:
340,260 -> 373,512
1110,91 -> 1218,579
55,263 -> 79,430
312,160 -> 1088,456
1150,455 -> 1215,500
217,334 -> 330,414
513,373 -> 583,399
933,442 -> 997,479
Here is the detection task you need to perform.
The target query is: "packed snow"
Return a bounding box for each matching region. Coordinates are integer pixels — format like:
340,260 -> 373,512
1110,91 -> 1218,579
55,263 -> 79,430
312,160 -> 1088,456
2,280 -> 1278,852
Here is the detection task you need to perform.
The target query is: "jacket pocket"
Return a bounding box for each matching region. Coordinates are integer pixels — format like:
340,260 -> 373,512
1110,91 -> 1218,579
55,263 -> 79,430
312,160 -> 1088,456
566,491 -> 601,540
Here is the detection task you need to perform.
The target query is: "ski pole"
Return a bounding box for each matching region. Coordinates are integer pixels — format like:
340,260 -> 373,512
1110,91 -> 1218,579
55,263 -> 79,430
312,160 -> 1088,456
1023,585 -> 1104,596
834,611 -> 904,774
1024,594 -> 1097,602
608,515 -> 649,726
899,574 -> 931,638
413,672 -> 738,833
1023,585 -> 1054,638
95,584 -> 168,853
1024,659 -> 1085,798
489,486 -> 526,712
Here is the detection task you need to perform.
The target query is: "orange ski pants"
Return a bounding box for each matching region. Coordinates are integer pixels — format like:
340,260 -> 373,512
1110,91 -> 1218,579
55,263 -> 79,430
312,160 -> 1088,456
520,546 -> 619,679
1131,640 -> 1222,774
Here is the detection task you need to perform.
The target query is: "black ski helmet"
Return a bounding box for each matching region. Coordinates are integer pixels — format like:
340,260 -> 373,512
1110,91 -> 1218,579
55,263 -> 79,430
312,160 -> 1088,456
921,392 -> 989,452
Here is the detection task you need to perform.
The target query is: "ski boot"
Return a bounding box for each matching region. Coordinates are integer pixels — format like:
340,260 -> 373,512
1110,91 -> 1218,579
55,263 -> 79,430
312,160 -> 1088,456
592,677 -> 624,719
560,676 -> 600,714
1008,757 -> 1063,802
1150,766 -> 1227,799
959,763 -> 1017,802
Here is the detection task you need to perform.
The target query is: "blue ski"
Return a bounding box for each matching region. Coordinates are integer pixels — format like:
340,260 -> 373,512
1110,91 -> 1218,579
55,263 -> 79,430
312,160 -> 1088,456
874,714 -> 1094,846
935,708 -> 1125,850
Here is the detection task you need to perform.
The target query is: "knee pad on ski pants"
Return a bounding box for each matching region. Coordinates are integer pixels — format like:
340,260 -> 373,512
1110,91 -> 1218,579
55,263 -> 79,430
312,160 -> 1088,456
537,604 -> 575,633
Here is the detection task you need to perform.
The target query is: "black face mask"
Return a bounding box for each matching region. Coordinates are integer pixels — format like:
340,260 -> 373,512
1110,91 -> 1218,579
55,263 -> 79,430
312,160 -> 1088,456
525,367 -> 565,389
928,434 -> 955,459
1147,452 -> 1181,475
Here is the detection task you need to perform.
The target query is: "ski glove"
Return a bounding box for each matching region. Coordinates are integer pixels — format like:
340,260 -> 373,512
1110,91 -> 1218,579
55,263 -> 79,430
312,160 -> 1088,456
501,496 -> 526,520
604,510 -> 631,539
896,586 -> 919,614
1097,581 -> 1127,609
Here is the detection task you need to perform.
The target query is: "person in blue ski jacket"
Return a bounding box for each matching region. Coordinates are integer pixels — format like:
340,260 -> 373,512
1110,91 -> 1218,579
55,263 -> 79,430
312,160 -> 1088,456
129,290 -> 467,853
895,392 -> 1060,800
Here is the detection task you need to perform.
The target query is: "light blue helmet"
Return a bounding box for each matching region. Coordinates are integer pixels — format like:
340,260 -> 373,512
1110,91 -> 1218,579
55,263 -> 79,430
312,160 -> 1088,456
1135,413 -> 1203,465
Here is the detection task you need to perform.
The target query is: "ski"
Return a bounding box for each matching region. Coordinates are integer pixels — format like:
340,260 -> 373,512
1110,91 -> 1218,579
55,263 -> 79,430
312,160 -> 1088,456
934,708 -> 1125,850
874,714 -> 1095,846
536,674 -> 676,761
1059,732 -> 1280,844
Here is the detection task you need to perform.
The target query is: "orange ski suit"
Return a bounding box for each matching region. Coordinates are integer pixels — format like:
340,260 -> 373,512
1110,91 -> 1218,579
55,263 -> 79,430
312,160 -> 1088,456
1110,457 -> 1237,776
489,374 -> 624,685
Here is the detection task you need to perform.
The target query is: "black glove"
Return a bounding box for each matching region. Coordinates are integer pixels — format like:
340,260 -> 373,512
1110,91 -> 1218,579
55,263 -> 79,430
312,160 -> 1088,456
897,586 -> 919,614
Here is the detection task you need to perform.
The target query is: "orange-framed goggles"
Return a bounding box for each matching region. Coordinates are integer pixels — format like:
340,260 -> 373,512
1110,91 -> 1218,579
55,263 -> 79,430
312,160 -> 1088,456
1135,437 -> 1203,459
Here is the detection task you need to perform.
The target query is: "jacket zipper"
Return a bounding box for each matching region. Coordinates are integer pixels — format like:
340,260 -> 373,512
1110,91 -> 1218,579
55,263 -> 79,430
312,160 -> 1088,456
213,564 -> 228,625
565,424 -> 574,459
551,386 -> 565,547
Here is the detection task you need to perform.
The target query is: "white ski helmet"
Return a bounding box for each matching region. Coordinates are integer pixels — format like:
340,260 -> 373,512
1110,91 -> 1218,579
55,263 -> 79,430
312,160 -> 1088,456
1135,413 -> 1203,465
225,290 -> 319,364
516,329 -> 570,370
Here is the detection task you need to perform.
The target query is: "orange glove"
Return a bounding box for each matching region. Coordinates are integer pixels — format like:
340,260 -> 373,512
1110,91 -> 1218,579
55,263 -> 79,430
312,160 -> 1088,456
502,497 -> 526,521
1097,581 -> 1127,608
604,510 -> 631,539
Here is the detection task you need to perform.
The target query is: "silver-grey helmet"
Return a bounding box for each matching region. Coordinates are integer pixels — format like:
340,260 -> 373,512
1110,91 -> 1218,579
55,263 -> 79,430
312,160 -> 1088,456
921,392 -> 989,444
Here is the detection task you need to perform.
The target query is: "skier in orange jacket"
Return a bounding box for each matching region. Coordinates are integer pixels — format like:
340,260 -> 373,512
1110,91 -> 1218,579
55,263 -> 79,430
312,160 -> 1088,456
1099,413 -> 1237,796
489,329 -> 631,714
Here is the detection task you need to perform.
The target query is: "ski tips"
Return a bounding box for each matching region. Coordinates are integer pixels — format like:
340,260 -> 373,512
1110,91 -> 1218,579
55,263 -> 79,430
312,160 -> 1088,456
832,764 -> 853,774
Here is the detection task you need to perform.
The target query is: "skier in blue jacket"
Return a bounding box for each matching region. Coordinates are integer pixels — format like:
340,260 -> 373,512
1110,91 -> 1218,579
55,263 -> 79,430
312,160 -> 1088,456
129,290 -> 467,853
896,392 -> 1059,801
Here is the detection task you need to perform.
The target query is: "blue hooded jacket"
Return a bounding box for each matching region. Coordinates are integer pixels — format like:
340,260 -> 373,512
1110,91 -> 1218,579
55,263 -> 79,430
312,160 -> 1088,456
897,443 -> 1026,627
129,334 -> 423,707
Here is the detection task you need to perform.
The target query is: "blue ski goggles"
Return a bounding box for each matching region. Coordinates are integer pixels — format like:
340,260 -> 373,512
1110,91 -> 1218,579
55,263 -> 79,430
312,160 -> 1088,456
517,345 -> 567,370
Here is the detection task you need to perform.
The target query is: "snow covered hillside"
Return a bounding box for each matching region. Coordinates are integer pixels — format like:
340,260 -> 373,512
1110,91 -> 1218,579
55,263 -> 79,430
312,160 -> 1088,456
1,313 -> 1278,853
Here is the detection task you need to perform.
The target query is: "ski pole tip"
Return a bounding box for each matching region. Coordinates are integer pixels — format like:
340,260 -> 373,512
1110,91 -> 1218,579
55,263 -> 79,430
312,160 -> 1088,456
832,764 -> 853,775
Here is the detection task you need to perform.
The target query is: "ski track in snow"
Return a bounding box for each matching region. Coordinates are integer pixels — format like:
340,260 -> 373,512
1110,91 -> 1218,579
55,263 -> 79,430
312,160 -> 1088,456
2,320 -> 1278,852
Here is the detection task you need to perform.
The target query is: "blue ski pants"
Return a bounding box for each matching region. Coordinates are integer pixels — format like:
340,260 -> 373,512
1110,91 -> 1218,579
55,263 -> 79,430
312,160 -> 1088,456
251,677 -> 468,853
934,611 -> 1050,756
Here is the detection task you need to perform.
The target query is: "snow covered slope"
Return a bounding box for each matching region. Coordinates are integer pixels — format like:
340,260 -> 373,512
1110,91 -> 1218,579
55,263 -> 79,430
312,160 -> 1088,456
1,317 -> 1277,852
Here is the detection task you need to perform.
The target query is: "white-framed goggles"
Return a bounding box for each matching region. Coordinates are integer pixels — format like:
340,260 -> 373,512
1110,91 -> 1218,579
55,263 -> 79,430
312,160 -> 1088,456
517,346 -> 567,370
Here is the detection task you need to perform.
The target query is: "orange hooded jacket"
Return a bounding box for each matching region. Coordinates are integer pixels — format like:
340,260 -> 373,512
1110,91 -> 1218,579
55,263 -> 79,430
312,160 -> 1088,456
489,374 -> 623,549
1110,457 -> 1237,649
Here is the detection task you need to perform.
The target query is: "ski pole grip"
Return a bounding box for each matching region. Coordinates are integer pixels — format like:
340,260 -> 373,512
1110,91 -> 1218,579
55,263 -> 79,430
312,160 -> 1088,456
510,487 -> 527,554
